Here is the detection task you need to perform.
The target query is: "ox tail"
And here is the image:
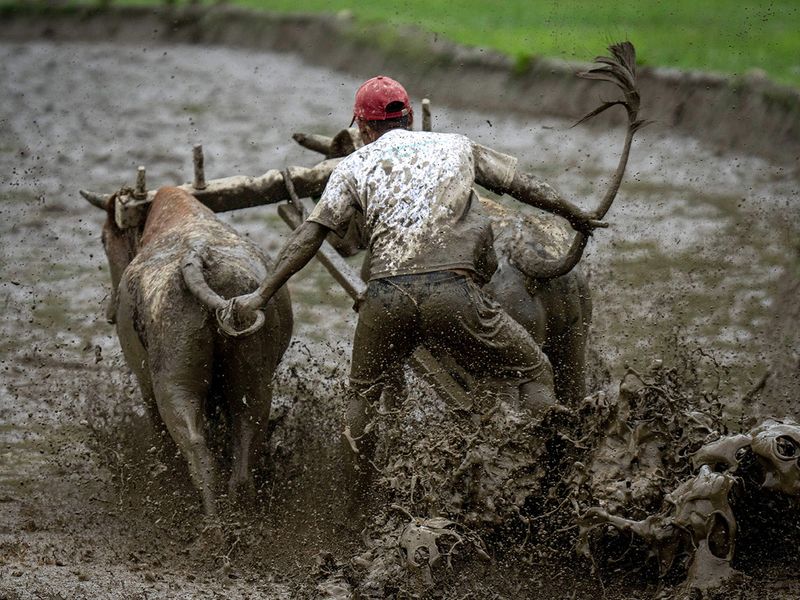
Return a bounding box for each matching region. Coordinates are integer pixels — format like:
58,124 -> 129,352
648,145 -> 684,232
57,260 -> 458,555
180,247 -> 266,338
180,248 -> 227,312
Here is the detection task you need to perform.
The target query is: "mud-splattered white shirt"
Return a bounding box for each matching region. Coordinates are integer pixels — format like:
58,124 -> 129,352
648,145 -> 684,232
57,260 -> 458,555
307,129 -> 517,280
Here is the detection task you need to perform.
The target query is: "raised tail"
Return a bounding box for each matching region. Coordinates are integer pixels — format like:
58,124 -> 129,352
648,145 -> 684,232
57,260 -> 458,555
574,41 -> 650,222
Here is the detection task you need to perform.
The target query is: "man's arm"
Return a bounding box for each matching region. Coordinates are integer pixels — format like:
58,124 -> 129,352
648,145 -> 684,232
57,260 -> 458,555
238,220 -> 330,312
484,171 -> 598,232
472,142 -> 601,233
227,157 -> 356,321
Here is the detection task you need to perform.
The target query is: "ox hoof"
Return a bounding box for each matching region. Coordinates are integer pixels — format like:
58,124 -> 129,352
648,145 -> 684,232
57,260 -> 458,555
194,519 -> 225,552
227,478 -> 256,509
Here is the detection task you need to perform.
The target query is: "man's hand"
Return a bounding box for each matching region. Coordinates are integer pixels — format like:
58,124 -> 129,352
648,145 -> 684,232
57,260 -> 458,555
235,290 -> 267,314
216,220 -> 330,337
216,292 -> 267,338
568,211 -> 609,235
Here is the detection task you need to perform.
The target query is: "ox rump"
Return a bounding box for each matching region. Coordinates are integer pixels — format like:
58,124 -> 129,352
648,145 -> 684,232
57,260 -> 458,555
86,186 -> 293,517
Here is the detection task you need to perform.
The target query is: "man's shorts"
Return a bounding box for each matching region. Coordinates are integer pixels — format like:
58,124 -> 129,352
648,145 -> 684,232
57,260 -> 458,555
349,270 -> 551,388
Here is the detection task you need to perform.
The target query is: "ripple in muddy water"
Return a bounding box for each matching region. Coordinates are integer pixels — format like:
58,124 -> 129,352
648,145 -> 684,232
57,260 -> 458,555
0,40 -> 797,598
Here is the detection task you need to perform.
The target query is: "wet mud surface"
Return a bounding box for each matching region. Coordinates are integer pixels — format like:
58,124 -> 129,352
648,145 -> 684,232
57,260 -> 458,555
0,41 -> 798,598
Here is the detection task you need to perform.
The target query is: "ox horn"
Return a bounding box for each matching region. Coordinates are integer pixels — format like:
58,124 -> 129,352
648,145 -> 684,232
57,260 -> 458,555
292,132 -> 333,156
523,41 -> 647,280
80,189 -> 111,210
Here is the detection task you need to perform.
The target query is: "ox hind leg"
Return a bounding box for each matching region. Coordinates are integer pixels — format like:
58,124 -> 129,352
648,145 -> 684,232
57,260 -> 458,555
219,330 -> 278,509
546,328 -> 587,407
545,276 -> 592,407
486,259 -> 547,343
151,335 -> 220,517
116,287 -> 170,448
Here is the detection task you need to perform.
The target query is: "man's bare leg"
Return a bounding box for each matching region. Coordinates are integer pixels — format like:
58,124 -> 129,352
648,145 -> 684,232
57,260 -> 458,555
341,381 -> 382,523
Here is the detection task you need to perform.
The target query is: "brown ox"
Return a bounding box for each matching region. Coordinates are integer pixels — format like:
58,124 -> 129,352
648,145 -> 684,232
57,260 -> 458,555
486,243 -> 592,406
89,186 -> 293,516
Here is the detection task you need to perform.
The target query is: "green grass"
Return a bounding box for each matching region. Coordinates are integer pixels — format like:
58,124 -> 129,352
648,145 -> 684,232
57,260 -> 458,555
26,0 -> 800,88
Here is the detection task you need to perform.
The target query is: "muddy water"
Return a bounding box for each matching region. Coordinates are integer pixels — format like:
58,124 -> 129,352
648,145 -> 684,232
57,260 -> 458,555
0,41 -> 797,598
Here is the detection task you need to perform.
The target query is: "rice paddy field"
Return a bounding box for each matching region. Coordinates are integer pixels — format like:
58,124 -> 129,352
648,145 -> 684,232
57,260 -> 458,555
10,0 -> 800,86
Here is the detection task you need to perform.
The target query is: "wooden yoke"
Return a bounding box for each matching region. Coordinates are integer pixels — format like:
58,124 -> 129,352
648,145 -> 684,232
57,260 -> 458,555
80,158 -> 342,229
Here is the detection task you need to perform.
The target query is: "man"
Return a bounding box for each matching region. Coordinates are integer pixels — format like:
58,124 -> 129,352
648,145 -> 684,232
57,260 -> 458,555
229,76 -> 601,497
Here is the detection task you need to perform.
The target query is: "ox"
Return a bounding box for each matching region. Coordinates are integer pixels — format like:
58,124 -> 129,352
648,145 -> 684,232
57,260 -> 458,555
86,186 -> 293,516
486,222 -> 592,406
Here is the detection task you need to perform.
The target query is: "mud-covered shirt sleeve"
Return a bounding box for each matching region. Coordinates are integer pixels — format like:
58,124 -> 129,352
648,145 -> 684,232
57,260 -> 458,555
472,142 -> 518,192
306,163 -> 360,238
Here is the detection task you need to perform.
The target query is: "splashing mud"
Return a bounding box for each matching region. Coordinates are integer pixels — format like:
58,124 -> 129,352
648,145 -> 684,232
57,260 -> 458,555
0,40 -> 798,598
301,346 -> 797,599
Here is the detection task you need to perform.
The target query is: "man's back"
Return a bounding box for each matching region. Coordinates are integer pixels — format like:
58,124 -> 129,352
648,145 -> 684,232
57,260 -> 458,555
308,129 -> 516,281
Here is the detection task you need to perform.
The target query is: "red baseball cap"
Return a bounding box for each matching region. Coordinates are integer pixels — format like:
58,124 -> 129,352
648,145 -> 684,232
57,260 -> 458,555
351,76 -> 412,124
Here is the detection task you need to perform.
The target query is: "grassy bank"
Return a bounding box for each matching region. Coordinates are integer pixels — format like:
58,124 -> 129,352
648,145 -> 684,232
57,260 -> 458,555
9,0 -> 799,87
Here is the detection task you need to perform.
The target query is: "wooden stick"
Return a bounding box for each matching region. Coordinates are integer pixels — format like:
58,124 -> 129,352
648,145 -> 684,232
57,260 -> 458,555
277,198 -> 472,411
191,160 -> 340,212
80,158 -> 342,222
421,98 -> 432,132
193,144 -> 206,190
410,347 -> 474,411
134,166 -> 146,200
281,168 -> 305,220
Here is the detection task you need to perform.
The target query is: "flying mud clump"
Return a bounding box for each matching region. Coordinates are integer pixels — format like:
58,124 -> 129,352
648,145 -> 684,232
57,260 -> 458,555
577,374 -> 800,597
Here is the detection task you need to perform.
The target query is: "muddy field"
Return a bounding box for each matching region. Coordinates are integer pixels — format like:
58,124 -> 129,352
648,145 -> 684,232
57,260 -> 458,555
0,40 -> 798,598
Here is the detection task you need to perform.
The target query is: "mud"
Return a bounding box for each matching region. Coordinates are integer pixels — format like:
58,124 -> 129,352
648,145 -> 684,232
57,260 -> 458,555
3,5 -> 800,164
575,372 -> 800,598
0,40 -> 798,598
